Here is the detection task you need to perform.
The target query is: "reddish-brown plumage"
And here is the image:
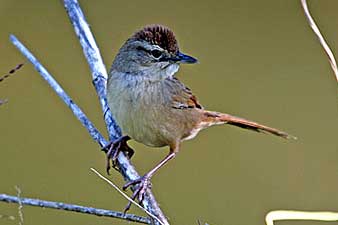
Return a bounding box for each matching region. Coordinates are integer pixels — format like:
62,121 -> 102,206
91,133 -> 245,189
132,25 -> 179,54
202,111 -> 294,139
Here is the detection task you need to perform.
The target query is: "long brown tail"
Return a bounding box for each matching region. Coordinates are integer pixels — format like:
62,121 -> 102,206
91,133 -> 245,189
203,111 -> 295,139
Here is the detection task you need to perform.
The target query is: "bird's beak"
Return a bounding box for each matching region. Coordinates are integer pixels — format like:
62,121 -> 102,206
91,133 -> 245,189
174,52 -> 198,64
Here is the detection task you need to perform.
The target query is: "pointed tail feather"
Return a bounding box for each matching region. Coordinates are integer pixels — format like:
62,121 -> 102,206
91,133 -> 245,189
203,111 -> 296,139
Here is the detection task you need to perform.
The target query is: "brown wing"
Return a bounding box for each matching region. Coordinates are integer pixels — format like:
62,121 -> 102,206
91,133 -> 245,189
167,77 -> 203,110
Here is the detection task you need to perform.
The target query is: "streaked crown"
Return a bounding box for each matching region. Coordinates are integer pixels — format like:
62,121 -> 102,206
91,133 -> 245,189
132,25 -> 179,54
110,24 -> 197,75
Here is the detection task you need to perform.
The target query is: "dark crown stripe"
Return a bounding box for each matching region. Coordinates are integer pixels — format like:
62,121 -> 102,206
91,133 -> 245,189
132,25 -> 179,54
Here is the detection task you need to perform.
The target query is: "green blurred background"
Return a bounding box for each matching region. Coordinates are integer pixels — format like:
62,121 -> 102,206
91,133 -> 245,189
0,0 -> 337,224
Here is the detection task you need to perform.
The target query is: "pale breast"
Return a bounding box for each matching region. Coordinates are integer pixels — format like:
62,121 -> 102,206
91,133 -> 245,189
107,73 -> 202,147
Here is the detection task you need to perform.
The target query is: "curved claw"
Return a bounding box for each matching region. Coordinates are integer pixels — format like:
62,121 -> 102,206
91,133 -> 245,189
122,177 -> 142,191
104,135 -> 134,174
123,175 -> 152,213
124,186 -> 141,213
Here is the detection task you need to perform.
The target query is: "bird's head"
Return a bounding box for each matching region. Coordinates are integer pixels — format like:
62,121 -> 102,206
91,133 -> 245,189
111,25 -> 197,81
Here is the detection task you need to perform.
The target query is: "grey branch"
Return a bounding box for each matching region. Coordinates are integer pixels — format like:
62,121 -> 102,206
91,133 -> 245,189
10,35 -> 107,148
63,0 -> 168,224
9,0 -> 168,224
0,194 -> 150,224
63,0 -> 121,141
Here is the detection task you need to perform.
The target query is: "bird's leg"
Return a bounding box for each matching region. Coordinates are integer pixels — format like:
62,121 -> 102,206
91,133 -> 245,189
103,135 -> 134,174
123,149 -> 177,213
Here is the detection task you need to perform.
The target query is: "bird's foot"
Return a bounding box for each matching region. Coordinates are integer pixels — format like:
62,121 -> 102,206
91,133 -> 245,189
122,175 -> 152,213
103,135 -> 134,174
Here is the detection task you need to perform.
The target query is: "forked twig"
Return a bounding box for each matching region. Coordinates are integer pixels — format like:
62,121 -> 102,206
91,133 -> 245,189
63,0 -> 168,223
9,0 -> 168,224
300,0 -> 338,82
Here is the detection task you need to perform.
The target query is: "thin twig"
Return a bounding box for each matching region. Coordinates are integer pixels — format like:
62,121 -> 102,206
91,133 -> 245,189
266,210 -> 338,225
0,194 -> 150,224
300,0 -> 338,82
91,168 -> 165,225
0,63 -> 24,106
0,63 -> 24,82
14,186 -> 24,225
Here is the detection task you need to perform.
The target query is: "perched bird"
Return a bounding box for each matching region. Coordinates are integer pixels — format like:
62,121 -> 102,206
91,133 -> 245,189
106,24 -> 293,211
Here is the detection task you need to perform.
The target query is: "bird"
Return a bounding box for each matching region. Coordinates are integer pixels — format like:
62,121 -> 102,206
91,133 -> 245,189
106,24 -> 294,211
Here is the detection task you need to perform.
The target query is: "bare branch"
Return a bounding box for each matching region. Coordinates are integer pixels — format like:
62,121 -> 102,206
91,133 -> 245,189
9,32 -> 165,225
63,0 -> 120,141
63,0 -> 168,224
300,0 -> 338,82
0,194 -> 150,224
10,35 -> 107,148
10,0 -> 169,224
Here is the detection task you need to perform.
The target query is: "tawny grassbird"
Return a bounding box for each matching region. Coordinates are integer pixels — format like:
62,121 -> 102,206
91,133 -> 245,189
106,25 -> 293,211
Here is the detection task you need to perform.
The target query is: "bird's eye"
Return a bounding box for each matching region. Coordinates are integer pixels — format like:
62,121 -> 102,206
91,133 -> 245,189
150,50 -> 162,58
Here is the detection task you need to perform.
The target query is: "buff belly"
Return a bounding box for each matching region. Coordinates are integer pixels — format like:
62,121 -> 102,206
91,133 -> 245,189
108,79 -> 201,148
